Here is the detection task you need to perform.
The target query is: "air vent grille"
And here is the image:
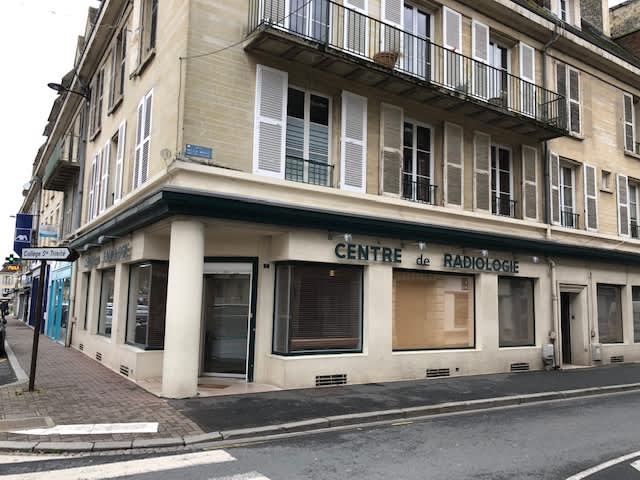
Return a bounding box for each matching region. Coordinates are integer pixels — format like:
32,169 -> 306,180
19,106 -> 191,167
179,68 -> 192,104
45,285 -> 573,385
95,352 -> 102,362
315,374 -> 347,387
79,343 -> 84,351
510,362 -> 530,372
426,368 -> 450,378
119,365 -> 129,377
610,355 -> 624,363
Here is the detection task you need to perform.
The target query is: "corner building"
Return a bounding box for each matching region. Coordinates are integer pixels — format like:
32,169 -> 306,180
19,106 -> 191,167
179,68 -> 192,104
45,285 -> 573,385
57,0 -> 640,398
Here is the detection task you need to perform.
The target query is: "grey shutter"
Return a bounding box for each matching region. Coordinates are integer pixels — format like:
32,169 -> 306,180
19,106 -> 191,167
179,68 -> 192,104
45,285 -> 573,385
549,152 -> 560,225
568,68 -> 581,134
556,63 -> 567,126
380,103 -> 403,195
445,123 -> 464,207
618,173 -> 630,236
522,146 -> 538,221
584,164 -> 598,231
341,91 -> 367,192
624,93 -> 635,152
473,132 -> 491,211
253,65 -> 287,177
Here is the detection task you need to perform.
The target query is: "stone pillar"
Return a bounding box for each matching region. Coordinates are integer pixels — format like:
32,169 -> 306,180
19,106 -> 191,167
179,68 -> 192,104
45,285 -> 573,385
162,220 -> 205,398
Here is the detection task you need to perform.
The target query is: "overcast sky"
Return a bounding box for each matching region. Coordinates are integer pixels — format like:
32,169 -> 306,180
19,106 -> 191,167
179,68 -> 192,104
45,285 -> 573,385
0,0 -> 632,256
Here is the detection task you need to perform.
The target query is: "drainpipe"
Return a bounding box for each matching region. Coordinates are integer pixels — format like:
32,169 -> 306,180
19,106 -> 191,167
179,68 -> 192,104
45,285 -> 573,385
542,26 -> 561,225
549,258 -> 560,368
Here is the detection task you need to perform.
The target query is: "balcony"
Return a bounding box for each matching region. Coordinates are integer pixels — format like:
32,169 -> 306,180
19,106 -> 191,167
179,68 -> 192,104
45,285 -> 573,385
492,195 -> 517,218
247,0 -> 568,141
561,209 -> 580,229
285,156 -> 334,187
402,176 -> 437,205
42,138 -> 79,191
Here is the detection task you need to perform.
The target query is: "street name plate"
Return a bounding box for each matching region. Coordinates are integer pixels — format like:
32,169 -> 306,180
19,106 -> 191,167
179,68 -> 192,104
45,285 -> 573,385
21,247 -> 76,261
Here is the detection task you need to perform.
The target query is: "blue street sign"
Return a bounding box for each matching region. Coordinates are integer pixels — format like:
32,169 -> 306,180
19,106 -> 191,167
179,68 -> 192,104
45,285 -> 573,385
13,213 -> 33,257
185,144 -> 213,160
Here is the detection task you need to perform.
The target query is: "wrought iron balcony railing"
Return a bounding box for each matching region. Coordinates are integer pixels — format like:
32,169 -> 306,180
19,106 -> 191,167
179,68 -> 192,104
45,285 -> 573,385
248,0 -> 567,131
631,220 -> 639,239
492,195 -> 517,218
561,209 -> 580,229
285,156 -> 334,187
402,176 -> 437,205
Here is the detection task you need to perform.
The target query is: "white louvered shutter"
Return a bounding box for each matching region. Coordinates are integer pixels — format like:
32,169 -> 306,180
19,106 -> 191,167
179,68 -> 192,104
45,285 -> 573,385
568,68 -> 581,135
472,20 -> 490,99
93,150 -> 102,219
99,141 -> 111,212
519,42 -> 535,117
381,0 -> 402,53
253,65 -> 287,178
114,121 -> 126,203
134,98 -> 143,189
473,132 -> 491,211
443,7 -> 462,89
381,0 -> 402,26
141,90 -> 153,185
88,155 -> 97,220
618,173 -> 630,236
624,93 -> 635,153
549,152 -> 560,225
444,123 -> 464,207
522,146 -> 538,221
341,91 -> 367,192
583,164 -> 598,231
556,62 -> 567,128
380,103 -> 403,196
344,0 -> 368,56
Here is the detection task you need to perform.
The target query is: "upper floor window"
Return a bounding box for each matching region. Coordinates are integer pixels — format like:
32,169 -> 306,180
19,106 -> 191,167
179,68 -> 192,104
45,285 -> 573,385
402,3 -> 432,79
623,93 -> 639,155
629,181 -> 640,239
141,0 -> 158,58
402,121 -> 434,204
556,62 -> 581,136
560,163 -> 577,228
109,25 -> 127,110
491,145 -> 514,217
89,67 -> 105,138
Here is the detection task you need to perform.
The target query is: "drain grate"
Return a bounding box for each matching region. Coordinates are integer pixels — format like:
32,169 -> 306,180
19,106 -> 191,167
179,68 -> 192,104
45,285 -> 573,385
95,352 -> 102,362
510,362 -> 530,372
426,368 -> 450,378
79,343 -> 84,351
315,374 -> 347,387
610,355 -> 624,363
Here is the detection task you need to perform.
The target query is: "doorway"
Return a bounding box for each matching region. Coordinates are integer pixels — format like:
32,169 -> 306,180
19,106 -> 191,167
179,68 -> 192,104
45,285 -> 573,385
201,261 -> 256,380
560,292 -> 572,364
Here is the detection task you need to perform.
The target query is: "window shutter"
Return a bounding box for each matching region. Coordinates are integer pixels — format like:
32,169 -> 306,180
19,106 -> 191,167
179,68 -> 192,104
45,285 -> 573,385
583,164 -> 598,231
549,152 -> 560,225
114,121 -> 126,202
381,0 -> 402,27
253,65 -> 287,178
519,42 -> 535,82
471,20 -> 490,98
141,90 -> 153,185
522,146 -> 538,221
345,0 -> 366,10
133,99 -> 144,189
93,150 -> 102,219
556,62 -> 567,127
88,155 -> 97,220
624,93 -> 635,152
341,91 -> 368,192
473,131 -> 491,212
443,7 -> 461,51
444,123 -> 464,207
99,141 -> 111,212
618,173 -> 630,236
380,103 -> 403,196
568,68 -> 581,135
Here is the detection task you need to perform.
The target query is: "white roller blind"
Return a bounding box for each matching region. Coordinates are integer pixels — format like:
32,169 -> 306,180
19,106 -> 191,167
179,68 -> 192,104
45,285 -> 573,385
114,121 -> 126,203
253,65 -> 287,178
341,91 -> 368,192
618,173 -> 630,236
584,164 -> 598,231
549,152 -> 560,225
473,131 -> 491,212
380,103 -> 403,195
444,122 -> 464,207
522,146 -> 538,221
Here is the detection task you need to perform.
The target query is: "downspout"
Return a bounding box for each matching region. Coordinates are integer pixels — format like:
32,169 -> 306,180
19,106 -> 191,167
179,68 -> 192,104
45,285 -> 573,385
549,258 -> 560,368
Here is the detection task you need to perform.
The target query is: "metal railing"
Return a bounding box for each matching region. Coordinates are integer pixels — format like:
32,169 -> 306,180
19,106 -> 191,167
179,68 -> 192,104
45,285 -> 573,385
248,0 -> 566,130
402,176 -> 437,205
285,156 -> 334,187
492,195 -> 516,218
561,209 -> 579,229
632,220 -> 639,239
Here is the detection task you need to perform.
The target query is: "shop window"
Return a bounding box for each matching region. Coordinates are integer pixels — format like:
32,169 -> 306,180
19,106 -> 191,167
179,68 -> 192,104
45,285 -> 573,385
126,262 -> 168,349
97,269 -> 115,337
392,270 -> 474,350
597,284 -> 623,343
498,277 -> 535,347
273,263 -> 362,355
633,286 -> 640,343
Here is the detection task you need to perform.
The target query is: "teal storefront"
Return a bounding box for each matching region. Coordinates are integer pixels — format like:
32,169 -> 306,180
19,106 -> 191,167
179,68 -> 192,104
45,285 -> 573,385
46,262 -> 72,343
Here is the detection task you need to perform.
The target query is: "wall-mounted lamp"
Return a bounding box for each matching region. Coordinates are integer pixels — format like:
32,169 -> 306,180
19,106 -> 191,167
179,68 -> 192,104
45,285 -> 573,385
47,82 -> 90,100
81,243 -> 100,252
418,241 -> 427,251
343,233 -> 353,243
480,249 -> 489,258
532,256 -> 540,264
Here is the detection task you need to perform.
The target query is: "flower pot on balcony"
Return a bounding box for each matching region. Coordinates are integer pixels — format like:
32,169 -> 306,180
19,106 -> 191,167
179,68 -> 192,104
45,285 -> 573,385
373,50 -> 400,69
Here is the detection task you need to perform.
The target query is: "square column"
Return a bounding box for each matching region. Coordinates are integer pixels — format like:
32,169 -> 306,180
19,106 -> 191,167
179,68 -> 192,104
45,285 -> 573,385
162,220 -> 205,398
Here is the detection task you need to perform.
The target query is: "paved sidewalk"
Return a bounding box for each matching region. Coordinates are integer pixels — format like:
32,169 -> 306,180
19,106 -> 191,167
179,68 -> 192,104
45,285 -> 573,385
0,356 -> 16,387
0,319 -> 203,443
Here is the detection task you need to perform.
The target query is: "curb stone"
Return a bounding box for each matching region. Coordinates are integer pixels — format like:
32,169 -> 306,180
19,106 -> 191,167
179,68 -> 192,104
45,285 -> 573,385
2,382 -> 640,454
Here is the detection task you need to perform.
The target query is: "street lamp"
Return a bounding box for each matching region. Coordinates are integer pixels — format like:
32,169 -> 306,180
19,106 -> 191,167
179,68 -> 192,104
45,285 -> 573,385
47,82 -> 90,100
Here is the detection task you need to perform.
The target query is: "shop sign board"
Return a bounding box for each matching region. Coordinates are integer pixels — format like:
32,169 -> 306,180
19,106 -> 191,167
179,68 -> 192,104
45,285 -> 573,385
443,253 -> 519,273
335,243 -> 402,263
82,243 -> 132,269
21,248 -> 78,262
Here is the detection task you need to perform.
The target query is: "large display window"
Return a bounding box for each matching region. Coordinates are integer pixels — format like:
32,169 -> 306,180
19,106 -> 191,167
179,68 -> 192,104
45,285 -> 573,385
597,284 -> 623,343
498,277 -> 535,347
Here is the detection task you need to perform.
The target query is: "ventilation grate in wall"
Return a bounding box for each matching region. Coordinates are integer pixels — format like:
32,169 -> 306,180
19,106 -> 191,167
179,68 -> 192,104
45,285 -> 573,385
315,374 -> 347,387
79,343 -> 84,351
95,352 -> 102,362
426,368 -> 450,378
119,365 -> 129,377
610,355 -> 625,364
510,362 -> 530,372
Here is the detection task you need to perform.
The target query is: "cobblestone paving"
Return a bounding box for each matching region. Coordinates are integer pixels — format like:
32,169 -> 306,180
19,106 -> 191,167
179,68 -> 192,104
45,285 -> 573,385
0,319 -> 204,443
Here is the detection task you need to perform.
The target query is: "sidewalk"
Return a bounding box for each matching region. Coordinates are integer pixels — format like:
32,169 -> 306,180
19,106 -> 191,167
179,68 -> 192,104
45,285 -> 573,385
2,317 -> 640,452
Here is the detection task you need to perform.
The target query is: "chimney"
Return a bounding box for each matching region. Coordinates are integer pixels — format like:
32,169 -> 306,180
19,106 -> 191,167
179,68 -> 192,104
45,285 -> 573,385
610,0 -> 640,56
580,0 -> 610,36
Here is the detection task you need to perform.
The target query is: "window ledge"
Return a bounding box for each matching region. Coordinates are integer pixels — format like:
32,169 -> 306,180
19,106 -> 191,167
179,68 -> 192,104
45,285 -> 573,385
107,96 -> 124,116
268,352 -> 366,360
131,49 -> 156,79
568,132 -> 584,141
88,127 -> 102,143
600,187 -> 613,194
624,149 -> 640,160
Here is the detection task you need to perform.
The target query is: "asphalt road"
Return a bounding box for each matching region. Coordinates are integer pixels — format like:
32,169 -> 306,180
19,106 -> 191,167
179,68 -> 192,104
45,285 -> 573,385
4,390 -> 640,479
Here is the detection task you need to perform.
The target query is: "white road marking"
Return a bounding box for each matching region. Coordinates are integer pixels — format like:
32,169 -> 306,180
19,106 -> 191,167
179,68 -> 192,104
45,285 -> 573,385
0,454 -> 73,464
0,450 -> 236,480
566,449 -> 640,479
10,422 -> 159,435
630,460 -> 640,472
213,473 -> 271,480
